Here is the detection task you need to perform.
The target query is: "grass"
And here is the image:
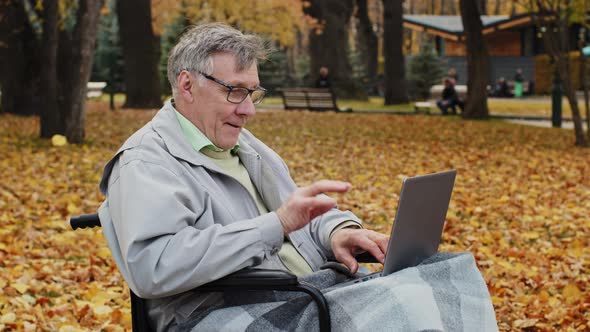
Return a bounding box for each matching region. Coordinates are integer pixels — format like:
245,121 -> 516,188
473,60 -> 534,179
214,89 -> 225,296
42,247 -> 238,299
97,93 -> 587,118
259,96 -> 587,118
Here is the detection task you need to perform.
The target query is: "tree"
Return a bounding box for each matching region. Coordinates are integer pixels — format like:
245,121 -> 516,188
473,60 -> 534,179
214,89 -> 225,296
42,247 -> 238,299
0,1 -> 41,116
304,0 -> 365,97
524,0 -> 589,146
40,0 -> 60,136
408,46 -> 444,99
356,0 -> 378,80
38,0 -> 104,143
117,0 -> 162,109
93,0 -> 125,110
159,9 -> 190,95
459,0 -> 490,118
477,0 -> 488,15
382,0 -> 408,104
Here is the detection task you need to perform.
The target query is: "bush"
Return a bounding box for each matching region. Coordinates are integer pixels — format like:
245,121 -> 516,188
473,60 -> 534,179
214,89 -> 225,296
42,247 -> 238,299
408,46 -> 444,99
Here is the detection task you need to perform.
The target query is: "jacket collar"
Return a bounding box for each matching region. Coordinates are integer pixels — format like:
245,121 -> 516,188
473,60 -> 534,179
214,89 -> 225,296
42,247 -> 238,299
153,101 -> 262,169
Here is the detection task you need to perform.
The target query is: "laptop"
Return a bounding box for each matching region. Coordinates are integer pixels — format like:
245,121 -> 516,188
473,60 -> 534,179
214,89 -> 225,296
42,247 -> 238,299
326,169 -> 456,290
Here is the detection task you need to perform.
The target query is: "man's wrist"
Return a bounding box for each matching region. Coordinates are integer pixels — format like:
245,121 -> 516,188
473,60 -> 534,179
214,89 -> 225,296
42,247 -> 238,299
329,221 -> 362,240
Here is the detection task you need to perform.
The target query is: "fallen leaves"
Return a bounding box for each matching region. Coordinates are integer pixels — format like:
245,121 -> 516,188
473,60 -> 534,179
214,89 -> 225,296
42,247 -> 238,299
0,102 -> 588,330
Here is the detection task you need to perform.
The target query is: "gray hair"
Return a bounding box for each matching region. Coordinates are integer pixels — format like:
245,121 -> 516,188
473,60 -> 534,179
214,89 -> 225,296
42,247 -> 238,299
167,23 -> 271,96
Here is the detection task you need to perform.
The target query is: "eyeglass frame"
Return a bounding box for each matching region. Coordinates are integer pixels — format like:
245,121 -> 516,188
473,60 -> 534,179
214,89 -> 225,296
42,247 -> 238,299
197,71 -> 267,105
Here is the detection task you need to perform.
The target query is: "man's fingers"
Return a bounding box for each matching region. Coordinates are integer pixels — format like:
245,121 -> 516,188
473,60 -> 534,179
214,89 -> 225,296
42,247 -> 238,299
368,231 -> 389,256
356,235 -> 386,264
300,196 -> 337,217
333,247 -> 358,274
299,180 -> 351,197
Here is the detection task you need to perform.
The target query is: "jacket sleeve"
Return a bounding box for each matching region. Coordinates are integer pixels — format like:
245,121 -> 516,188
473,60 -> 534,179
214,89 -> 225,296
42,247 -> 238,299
269,147 -> 363,260
102,157 -> 284,299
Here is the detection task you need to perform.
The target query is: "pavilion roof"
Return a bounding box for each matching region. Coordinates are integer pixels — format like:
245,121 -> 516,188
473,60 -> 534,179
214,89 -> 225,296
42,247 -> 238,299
403,14 -> 535,41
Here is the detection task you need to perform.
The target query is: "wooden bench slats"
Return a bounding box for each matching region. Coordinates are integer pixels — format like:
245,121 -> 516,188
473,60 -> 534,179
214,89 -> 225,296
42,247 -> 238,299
280,88 -> 341,111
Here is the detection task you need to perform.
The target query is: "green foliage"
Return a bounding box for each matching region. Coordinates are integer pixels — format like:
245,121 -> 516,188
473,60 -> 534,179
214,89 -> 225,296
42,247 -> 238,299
258,49 -> 292,95
408,46 -> 444,99
91,0 -> 123,93
159,13 -> 189,95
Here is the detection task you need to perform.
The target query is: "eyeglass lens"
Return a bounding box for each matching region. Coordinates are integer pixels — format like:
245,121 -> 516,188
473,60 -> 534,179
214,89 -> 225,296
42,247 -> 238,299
228,88 -> 265,105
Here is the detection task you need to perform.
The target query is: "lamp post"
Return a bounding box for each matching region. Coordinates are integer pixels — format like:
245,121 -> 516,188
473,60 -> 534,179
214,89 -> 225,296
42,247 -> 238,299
551,65 -> 562,128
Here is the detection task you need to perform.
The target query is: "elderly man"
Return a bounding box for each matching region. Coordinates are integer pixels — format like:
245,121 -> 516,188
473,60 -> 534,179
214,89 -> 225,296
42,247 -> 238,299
98,23 -> 388,330
99,23 -> 498,332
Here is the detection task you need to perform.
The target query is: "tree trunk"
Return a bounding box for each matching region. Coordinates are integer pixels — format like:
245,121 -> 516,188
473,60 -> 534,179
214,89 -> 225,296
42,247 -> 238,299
494,0 -> 501,15
459,0 -> 490,118
383,0 -> 408,104
117,0 -> 162,108
0,0 -> 41,116
306,0 -> 364,98
509,0 -> 517,16
559,60 -> 587,146
447,0 -> 458,15
533,2 -> 588,146
478,0 -> 487,15
40,0 -> 62,137
356,0 -> 378,80
581,41 -> 590,143
405,0 -> 414,53
62,0 -> 104,143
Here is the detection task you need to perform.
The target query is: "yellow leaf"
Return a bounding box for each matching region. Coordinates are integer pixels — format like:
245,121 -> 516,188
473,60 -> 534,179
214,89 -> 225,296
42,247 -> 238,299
91,304 -> 113,316
66,203 -> 78,214
97,247 -> 112,259
513,318 -> 538,328
522,231 -> 540,240
51,134 -> 68,146
562,284 -> 581,304
538,290 -> 550,302
0,313 -> 15,324
58,326 -> 87,332
11,283 -> 29,294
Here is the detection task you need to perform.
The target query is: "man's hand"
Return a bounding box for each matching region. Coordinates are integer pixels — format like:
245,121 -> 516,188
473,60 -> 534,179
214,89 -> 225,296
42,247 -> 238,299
330,228 -> 389,274
276,180 -> 351,235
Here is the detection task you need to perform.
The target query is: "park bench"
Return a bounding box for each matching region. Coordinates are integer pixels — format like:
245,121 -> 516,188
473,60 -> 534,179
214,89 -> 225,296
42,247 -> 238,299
413,84 -> 468,114
429,84 -> 468,100
280,88 -> 351,112
86,81 -> 107,98
70,213 -> 377,331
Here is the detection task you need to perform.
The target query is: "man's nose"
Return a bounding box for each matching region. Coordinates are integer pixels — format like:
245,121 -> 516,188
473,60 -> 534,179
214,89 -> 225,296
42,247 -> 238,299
236,95 -> 256,116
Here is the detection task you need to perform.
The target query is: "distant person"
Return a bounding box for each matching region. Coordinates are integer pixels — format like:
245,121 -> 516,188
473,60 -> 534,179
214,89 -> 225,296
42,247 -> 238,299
447,67 -> 458,85
493,77 -> 511,98
513,68 -> 524,98
315,66 -> 331,88
436,78 -> 464,115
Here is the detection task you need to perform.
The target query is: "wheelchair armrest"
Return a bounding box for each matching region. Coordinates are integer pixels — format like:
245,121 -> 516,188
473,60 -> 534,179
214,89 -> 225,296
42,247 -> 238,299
197,268 -> 331,331
202,268 -> 298,288
70,213 -> 101,229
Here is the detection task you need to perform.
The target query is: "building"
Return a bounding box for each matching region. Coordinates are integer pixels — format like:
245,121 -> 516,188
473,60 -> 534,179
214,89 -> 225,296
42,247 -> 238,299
403,14 -> 588,93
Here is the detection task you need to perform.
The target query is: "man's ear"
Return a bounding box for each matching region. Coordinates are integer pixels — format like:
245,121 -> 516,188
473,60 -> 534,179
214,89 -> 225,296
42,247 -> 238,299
177,71 -> 194,103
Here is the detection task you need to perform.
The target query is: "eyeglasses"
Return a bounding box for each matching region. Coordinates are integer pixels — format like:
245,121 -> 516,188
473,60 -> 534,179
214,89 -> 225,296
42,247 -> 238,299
198,71 -> 267,105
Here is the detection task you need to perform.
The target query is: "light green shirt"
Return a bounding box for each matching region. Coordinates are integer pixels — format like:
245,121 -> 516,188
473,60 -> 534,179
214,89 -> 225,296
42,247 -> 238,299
175,109 -> 240,154
174,110 -> 314,276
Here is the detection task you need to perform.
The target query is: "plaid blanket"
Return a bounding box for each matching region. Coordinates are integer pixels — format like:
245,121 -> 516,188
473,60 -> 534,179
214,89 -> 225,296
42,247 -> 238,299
177,252 -> 498,332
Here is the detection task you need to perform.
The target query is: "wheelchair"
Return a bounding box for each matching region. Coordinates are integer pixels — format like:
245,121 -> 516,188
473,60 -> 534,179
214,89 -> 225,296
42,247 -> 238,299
71,214 -> 377,332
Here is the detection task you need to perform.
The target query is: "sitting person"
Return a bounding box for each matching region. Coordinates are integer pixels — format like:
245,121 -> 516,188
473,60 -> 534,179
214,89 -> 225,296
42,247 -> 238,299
315,66 -> 331,88
492,77 -> 511,97
98,23 -> 497,331
436,78 -> 464,115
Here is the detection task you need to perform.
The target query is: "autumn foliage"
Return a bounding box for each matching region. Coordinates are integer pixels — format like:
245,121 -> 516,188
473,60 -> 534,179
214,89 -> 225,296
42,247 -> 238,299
0,101 -> 589,330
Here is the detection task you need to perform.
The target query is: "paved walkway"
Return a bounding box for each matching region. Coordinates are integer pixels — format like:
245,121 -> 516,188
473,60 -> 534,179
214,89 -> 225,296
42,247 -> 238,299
505,119 -> 587,130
